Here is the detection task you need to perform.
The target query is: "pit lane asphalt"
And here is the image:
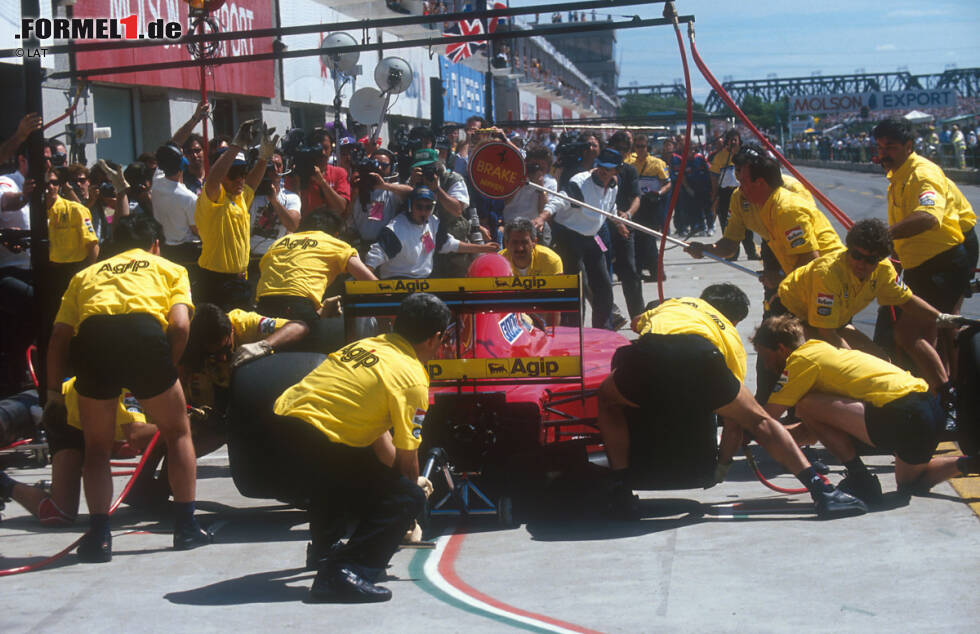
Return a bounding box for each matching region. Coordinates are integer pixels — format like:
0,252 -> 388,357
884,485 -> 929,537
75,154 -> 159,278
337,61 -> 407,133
1,167 -> 978,632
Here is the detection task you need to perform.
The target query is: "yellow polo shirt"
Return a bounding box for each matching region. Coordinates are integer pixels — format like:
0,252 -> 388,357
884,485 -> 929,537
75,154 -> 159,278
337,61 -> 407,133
778,250 -> 912,329
189,309 -> 290,393
948,179 -> 976,234
63,377 -> 146,441
256,230 -> 357,309
627,154 -> 670,180
274,333 -> 430,450
886,153 -> 965,269
47,196 -> 97,263
54,248 -> 193,333
633,297 -> 747,382
498,244 -> 563,276
769,339 -> 928,408
196,183 -> 254,274
726,185 -> 843,274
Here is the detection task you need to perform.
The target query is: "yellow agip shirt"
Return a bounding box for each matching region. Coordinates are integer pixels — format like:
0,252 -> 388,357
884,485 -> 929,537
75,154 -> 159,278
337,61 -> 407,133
886,152 -> 966,269
725,181 -> 843,274
768,339 -> 928,408
274,333 -> 430,450
778,250 -> 912,329
256,230 -> 357,309
54,248 -> 193,333
633,297 -> 747,382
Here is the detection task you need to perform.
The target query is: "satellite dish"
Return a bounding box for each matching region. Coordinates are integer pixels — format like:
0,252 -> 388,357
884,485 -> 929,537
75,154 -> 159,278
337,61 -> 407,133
320,32 -> 359,74
375,57 -> 413,95
349,87 -> 386,124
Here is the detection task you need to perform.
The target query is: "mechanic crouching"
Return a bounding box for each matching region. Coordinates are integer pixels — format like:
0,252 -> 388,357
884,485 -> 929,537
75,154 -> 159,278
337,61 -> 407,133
271,293 -> 448,603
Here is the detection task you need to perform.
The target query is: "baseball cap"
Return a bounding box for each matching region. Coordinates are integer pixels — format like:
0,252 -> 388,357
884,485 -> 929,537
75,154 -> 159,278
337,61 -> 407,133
411,186 -> 436,202
596,148 -> 623,169
411,148 -> 439,168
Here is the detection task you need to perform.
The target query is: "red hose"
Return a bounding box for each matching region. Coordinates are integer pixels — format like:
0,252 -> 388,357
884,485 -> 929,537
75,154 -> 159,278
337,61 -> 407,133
42,84 -> 84,132
687,26 -> 854,232
26,345 -> 38,389
1,438 -> 34,451
0,432 -> 161,576
743,448 -> 809,495
656,11 -> 695,302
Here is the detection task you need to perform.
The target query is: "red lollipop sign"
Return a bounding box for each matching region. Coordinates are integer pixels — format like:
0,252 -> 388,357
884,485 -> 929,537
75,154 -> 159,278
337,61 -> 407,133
467,142 -> 526,200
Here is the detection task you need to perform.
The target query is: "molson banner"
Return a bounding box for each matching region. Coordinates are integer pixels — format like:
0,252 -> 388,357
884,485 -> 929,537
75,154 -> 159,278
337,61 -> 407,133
789,89 -> 957,116
74,0 -> 274,97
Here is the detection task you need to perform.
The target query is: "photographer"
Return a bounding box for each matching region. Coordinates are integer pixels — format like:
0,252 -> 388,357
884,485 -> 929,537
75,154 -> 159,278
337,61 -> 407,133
504,144 -> 556,246
347,149 -> 412,249
407,148 -> 472,277
123,161 -> 154,219
300,130 -> 350,217
249,162 -> 300,258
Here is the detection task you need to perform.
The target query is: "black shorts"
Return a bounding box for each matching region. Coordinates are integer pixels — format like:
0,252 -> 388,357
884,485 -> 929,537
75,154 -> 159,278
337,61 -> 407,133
255,294 -> 319,325
612,333 -> 741,414
864,391 -> 943,465
903,243 -> 972,313
71,313 -> 177,400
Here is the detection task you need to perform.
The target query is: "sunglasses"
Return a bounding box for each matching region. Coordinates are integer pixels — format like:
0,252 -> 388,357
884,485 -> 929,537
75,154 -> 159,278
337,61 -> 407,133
226,168 -> 248,180
847,248 -> 884,264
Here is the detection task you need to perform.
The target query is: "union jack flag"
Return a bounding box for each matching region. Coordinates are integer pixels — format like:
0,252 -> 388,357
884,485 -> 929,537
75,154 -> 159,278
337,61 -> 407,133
443,18 -> 486,63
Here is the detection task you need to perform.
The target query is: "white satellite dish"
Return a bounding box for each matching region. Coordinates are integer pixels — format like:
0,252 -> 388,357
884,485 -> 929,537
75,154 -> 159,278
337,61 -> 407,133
349,87 -> 386,124
320,32 -> 359,74
375,57 -> 413,95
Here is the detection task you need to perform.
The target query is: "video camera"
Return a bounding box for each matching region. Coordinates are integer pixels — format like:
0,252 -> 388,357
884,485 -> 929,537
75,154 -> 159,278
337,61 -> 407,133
554,130 -> 590,170
281,127 -> 325,190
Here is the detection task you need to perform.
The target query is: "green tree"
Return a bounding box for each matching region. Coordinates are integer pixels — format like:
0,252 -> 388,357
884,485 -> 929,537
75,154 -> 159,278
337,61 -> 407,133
618,93 -> 705,117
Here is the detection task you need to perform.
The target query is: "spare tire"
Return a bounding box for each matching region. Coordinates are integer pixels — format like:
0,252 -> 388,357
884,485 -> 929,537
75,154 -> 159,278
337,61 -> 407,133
227,351 -> 325,499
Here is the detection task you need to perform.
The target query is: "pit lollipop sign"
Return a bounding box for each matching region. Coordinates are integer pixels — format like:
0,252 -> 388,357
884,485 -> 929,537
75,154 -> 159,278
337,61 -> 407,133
467,142 -> 526,199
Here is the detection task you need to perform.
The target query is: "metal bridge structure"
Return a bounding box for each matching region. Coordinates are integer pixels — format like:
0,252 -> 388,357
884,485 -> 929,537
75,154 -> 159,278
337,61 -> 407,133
620,68 -> 980,113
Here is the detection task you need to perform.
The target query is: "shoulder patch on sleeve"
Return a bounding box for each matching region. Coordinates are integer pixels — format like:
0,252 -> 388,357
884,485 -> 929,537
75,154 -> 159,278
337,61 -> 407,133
816,292 -> 834,316
258,317 -> 277,335
784,226 -> 804,244
918,190 -> 937,207
772,370 -> 788,392
412,408 -> 426,439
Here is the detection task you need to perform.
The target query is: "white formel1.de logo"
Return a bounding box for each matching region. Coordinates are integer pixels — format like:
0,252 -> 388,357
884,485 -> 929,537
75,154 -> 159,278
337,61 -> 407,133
17,15 -> 182,42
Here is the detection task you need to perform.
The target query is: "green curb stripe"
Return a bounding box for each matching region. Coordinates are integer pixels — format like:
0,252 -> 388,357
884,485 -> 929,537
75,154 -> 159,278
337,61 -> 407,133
408,547 -> 553,633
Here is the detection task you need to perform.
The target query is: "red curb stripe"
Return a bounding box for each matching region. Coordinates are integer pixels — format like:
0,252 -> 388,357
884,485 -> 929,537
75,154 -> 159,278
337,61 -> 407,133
437,531 -> 603,634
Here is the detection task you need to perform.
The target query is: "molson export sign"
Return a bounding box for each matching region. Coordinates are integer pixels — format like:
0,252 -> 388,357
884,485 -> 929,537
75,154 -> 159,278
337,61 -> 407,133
788,90 -> 956,116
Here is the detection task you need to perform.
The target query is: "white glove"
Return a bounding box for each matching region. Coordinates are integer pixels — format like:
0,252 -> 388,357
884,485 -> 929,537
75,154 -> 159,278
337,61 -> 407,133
417,476 -> 433,499
231,119 -> 259,148
230,340 -> 274,368
402,520 -> 423,544
258,123 -> 279,162
936,313 -> 963,328
97,159 -> 128,194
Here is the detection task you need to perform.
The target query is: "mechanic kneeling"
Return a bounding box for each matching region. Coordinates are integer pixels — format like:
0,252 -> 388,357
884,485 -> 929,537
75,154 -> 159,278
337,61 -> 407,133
271,292 -> 448,603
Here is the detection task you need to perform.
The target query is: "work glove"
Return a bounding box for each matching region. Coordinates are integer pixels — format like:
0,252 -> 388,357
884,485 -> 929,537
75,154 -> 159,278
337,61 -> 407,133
97,159 -> 128,194
230,340 -> 274,369
231,119 -> 259,149
936,312 -> 965,328
704,460 -> 732,489
402,520 -> 423,544
417,476 -> 433,499
257,123 -> 279,162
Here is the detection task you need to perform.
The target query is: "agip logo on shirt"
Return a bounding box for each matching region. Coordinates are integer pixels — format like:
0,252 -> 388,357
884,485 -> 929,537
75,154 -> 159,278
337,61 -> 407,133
784,226 -> 805,248
97,259 -> 150,275
816,293 -> 834,316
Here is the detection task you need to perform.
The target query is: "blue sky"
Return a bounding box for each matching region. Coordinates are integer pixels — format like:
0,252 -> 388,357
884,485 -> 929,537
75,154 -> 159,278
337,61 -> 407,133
510,0 -> 980,100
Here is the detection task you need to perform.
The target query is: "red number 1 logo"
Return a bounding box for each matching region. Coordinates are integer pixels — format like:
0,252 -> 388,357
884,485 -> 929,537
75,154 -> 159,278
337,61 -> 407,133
121,14 -> 137,39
